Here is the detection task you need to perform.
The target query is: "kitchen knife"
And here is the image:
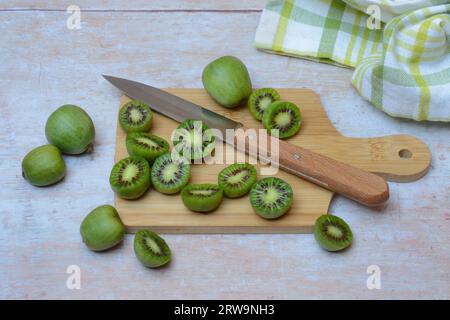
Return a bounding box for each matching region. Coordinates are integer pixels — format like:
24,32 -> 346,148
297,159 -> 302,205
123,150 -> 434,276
104,75 -> 389,207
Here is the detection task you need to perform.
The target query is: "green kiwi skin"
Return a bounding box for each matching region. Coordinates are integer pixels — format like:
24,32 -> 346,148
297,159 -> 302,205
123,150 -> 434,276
151,153 -> 190,194
262,101 -> 302,139
80,205 -> 125,252
314,215 -> 353,252
134,229 -> 172,268
172,119 -> 215,161
45,105 -> 95,154
181,184 -> 223,213
119,100 -> 153,133
249,177 -> 293,220
109,156 -> 151,200
126,132 -> 169,165
218,163 -> 257,198
22,144 -> 66,187
248,88 -> 281,121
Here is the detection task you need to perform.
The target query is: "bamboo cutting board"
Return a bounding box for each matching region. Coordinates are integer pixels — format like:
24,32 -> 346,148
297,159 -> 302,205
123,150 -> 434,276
114,89 -> 431,233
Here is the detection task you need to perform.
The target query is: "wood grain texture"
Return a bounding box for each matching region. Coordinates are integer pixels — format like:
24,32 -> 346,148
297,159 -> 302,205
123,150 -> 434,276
0,1 -> 449,299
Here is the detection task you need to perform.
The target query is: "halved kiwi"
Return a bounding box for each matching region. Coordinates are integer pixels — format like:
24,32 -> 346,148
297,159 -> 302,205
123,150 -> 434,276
126,132 -> 169,165
151,153 -> 190,194
314,215 -> 353,252
249,177 -> 293,219
262,101 -> 301,139
248,88 -> 280,121
109,156 -> 150,199
119,100 -> 153,133
134,229 -> 171,268
172,119 -> 215,161
181,184 -> 223,213
218,163 -> 257,198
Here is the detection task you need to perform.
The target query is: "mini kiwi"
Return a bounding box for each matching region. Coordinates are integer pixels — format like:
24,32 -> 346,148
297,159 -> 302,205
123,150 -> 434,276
126,132 -> 169,165
248,88 -> 281,121
109,156 -> 150,199
134,229 -> 171,268
262,101 -> 301,139
151,153 -> 190,194
218,163 -> 257,198
181,184 -> 223,213
314,215 -> 353,252
172,119 -> 215,161
119,100 -> 153,133
249,177 -> 293,219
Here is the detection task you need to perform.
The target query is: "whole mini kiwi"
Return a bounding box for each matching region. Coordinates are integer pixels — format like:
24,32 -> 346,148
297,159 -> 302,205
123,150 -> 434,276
134,229 -> 172,268
22,144 -> 66,187
109,156 -> 151,199
218,163 -> 257,198
248,88 -> 281,121
151,153 -> 190,194
181,184 -> 223,213
314,215 -> 353,252
262,101 -> 301,139
126,132 -> 169,164
80,205 -> 125,251
249,177 -> 293,219
119,100 -> 153,133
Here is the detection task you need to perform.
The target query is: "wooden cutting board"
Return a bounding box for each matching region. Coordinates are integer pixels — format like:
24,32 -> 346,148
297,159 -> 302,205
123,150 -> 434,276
114,89 -> 431,233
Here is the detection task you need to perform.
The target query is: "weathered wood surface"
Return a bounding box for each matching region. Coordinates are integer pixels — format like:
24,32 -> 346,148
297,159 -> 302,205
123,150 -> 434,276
0,1 -> 449,299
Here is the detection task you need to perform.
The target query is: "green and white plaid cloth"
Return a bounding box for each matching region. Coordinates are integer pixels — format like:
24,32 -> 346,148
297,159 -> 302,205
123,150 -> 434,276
254,0 -> 450,122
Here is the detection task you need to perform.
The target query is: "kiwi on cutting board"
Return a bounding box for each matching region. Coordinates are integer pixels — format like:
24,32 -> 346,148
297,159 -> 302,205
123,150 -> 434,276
218,163 -> 257,198
262,101 -> 302,139
172,119 -> 215,161
314,215 -> 353,252
249,177 -> 293,220
248,88 -> 280,121
119,100 -> 153,133
109,156 -> 151,200
151,153 -> 190,194
181,184 -> 223,213
134,229 -> 172,268
126,132 -> 169,165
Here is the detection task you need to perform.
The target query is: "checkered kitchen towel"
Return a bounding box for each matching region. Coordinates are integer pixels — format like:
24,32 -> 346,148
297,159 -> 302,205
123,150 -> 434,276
254,0 -> 450,122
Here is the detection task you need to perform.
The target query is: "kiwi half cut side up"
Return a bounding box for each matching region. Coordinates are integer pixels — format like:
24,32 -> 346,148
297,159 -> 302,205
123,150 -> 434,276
126,132 -> 169,165
134,229 -> 172,268
181,184 -> 223,213
262,101 -> 302,139
314,215 -> 353,252
109,156 -> 151,200
218,163 -> 257,198
172,119 -> 215,161
248,88 -> 281,121
151,153 -> 190,194
249,177 -> 293,220
119,100 -> 153,133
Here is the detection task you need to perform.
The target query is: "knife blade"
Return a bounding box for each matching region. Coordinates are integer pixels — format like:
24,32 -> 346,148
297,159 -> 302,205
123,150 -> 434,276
104,75 -> 389,206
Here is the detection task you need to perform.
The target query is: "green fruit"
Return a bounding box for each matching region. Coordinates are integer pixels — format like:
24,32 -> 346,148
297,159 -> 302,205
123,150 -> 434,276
109,156 -> 151,199
119,100 -> 153,133
314,215 -> 353,252
151,153 -> 190,194
218,163 -> 257,198
249,177 -> 293,220
126,132 -> 169,165
134,229 -> 172,268
45,105 -> 95,154
181,184 -> 223,213
248,88 -> 281,121
202,56 -> 252,108
80,205 -> 125,251
262,101 -> 302,139
172,119 -> 215,161
22,144 -> 66,187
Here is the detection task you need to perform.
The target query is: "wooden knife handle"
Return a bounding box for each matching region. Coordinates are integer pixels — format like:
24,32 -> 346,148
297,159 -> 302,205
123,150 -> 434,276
233,127 -> 389,207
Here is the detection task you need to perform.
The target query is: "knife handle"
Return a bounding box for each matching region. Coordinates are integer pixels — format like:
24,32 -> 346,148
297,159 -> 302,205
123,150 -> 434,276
233,127 -> 389,207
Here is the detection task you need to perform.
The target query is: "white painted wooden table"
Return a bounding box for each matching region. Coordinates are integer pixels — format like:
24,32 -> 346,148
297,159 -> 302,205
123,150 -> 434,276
1,1 -> 449,300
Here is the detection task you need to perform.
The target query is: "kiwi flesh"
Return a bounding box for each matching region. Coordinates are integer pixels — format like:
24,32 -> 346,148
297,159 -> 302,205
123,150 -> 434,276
119,100 -> 153,133
126,132 -> 169,165
249,177 -> 293,219
134,229 -> 172,268
314,215 -> 353,252
181,184 -> 223,213
109,156 -> 150,199
218,163 -> 257,198
262,101 -> 301,139
151,153 -> 190,194
172,119 -> 215,161
248,88 -> 280,121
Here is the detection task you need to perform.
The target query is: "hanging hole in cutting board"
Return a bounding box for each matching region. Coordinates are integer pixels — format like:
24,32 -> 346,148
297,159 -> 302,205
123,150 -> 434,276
399,149 -> 413,159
